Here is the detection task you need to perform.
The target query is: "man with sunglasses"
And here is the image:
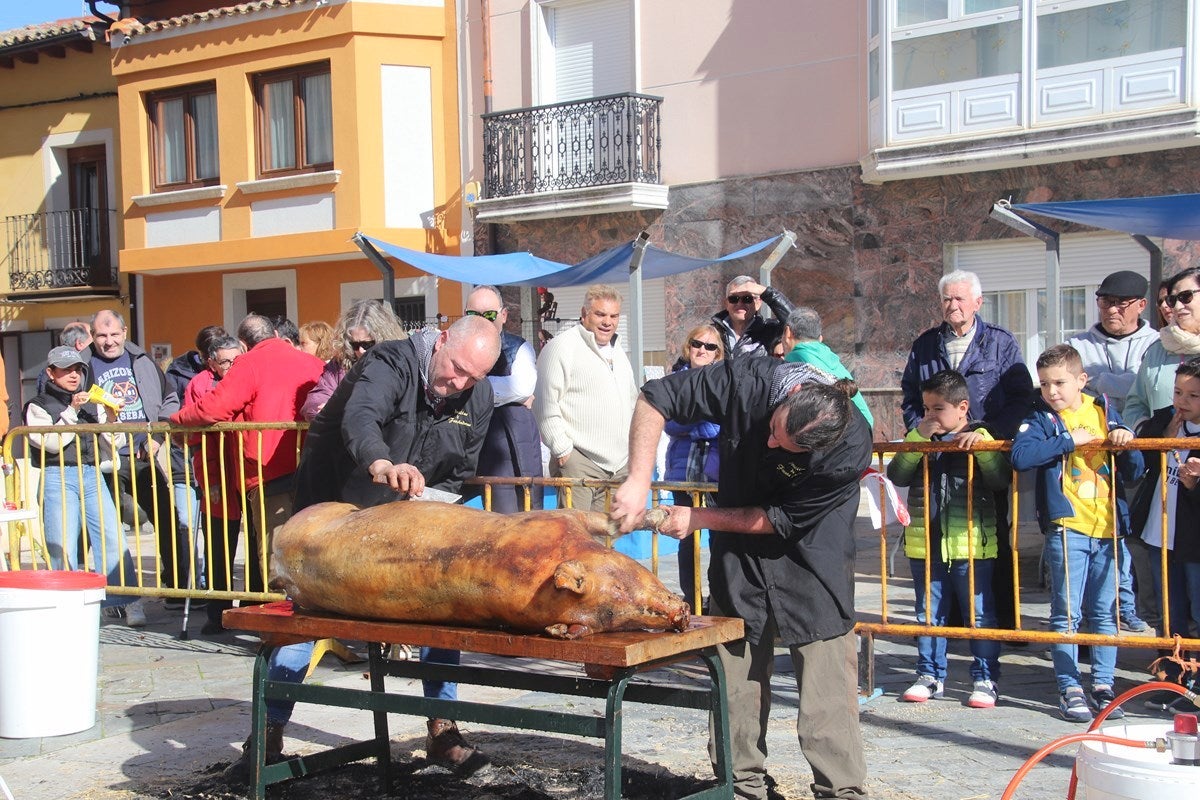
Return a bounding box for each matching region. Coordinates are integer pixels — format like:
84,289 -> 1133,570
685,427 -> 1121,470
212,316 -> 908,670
464,285 -> 543,513
1066,270 -> 1156,634
711,274 -> 798,358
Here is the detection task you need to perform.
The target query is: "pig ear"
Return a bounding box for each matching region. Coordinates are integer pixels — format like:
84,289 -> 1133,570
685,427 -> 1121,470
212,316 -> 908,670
553,560 -> 588,595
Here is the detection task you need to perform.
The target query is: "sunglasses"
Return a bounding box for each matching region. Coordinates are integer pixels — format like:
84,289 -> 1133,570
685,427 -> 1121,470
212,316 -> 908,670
465,309 -> 500,321
1167,290 -> 1198,308
727,294 -> 757,305
689,339 -> 719,352
349,339 -> 376,351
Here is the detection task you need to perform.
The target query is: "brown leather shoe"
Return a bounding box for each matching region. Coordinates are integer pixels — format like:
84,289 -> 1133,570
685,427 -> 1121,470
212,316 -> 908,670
226,722 -> 288,783
425,718 -> 489,776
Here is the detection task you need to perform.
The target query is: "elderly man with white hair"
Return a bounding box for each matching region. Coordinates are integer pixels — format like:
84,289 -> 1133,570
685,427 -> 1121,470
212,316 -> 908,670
900,269 -> 1034,632
900,270 -> 1033,440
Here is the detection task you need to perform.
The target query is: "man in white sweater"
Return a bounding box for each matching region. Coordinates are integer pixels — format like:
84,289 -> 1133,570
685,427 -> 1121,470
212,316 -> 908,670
535,284 -> 638,511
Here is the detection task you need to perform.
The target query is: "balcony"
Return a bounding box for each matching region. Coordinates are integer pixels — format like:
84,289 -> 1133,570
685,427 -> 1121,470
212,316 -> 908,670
475,92 -> 668,223
4,208 -> 119,300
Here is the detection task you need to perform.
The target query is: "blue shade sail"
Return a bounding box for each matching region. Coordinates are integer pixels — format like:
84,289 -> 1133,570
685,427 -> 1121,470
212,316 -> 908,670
1014,194 -> 1200,241
359,234 -> 784,287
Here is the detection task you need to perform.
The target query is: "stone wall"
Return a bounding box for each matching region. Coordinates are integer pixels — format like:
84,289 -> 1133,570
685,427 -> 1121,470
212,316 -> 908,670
476,148 -> 1200,440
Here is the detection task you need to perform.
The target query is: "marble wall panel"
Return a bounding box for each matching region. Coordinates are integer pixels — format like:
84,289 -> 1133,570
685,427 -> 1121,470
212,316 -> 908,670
475,148 -> 1200,440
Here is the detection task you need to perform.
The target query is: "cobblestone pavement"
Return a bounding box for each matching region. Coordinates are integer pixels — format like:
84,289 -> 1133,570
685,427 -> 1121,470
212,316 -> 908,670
0,515 -> 1189,800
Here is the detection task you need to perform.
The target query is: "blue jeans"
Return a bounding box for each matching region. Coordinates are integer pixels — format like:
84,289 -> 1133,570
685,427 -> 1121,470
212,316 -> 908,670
1116,538 -> 1138,622
908,557 -> 1001,683
264,642 -> 460,724
1042,527 -> 1118,692
1147,548 -> 1200,638
40,464 -> 136,607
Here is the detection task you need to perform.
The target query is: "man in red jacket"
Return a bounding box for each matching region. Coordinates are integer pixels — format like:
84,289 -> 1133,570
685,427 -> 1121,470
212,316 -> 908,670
170,314 -> 323,604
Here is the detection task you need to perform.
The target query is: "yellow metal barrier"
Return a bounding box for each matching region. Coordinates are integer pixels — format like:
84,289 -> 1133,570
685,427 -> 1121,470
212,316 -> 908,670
5,421 -> 1197,685
863,438 -> 1200,659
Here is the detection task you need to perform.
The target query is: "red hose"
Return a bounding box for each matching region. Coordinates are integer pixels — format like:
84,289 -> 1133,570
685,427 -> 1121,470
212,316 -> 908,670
1002,681 -> 1196,800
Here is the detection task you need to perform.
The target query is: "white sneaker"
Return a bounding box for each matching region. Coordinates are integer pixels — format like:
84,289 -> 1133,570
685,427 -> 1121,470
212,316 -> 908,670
967,680 -> 998,708
124,599 -> 147,628
901,675 -> 943,702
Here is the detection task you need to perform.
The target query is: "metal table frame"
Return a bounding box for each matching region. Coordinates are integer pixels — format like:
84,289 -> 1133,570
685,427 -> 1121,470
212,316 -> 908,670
229,605 -> 738,800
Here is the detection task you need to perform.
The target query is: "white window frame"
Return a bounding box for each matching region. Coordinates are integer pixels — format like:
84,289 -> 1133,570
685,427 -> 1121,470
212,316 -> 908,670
871,0 -> 1194,147
222,269 -> 298,333
531,0 -> 640,106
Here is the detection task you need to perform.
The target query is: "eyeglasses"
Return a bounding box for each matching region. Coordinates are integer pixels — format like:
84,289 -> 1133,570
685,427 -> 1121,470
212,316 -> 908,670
689,339 -> 719,352
349,339 -> 376,352
465,309 -> 500,321
1097,296 -> 1140,309
727,294 -> 758,305
1167,290 -> 1198,308
215,358 -> 235,368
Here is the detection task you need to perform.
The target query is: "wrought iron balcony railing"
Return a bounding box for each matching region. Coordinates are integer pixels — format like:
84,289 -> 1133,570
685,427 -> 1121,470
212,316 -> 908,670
482,92 -> 663,199
4,207 -> 118,295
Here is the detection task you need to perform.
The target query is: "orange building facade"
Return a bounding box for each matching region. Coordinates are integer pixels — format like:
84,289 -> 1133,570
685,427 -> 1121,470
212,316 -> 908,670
112,0 -> 468,356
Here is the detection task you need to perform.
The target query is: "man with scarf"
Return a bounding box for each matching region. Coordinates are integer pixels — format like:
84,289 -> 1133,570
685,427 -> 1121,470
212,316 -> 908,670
236,315 -> 500,779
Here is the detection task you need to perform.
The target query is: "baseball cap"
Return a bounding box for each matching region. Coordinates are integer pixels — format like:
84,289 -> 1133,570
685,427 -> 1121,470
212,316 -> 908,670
1095,270 -> 1148,299
46,345 -> 86,369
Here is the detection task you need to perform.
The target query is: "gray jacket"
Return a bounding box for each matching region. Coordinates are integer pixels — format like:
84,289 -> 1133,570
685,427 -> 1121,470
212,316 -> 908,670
1066,320 -> 1158,414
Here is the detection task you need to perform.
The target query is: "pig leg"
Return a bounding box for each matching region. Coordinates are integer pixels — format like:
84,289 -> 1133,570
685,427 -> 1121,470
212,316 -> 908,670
545,623 -> 594,639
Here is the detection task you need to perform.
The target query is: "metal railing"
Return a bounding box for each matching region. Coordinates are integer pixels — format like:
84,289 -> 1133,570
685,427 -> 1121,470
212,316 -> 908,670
3,422 -> 1197,672
4,207 -> 117,294
482,92 -> 663,199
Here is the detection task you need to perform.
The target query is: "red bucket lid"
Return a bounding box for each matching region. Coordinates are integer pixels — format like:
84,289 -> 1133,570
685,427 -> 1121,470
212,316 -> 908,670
0,571 -> 107,591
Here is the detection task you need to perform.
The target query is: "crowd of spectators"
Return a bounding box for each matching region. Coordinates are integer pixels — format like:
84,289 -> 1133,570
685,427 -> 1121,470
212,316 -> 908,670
5,263 -> 1199,799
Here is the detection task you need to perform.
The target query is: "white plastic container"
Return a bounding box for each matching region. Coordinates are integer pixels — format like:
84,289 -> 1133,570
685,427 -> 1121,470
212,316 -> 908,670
0,570 -> 106,738
1077,722 -> 1200,800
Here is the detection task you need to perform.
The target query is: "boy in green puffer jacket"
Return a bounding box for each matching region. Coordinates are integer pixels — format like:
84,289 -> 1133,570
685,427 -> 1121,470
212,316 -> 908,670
887,369 -> 1010,708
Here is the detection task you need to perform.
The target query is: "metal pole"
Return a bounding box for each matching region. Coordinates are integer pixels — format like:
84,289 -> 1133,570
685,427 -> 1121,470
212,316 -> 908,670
353,233 -> 396,307
627,231 -> 651,385
756,230 -> 796,320
1133,234 -> 1163,329
988,203 -> 1061,345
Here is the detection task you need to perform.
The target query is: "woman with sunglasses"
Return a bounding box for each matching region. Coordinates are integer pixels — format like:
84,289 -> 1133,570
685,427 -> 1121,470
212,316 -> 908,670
1157,279 -> 1174,328
301,299 -> 406,421
663,324 -> 724,612
1126,267 -> 1200,430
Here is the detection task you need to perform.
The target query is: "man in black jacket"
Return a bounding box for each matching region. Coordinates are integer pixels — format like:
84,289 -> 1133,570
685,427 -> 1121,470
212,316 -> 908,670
710,275 -> 798,358
249,316 -> 500,777
612,358 -> 872,800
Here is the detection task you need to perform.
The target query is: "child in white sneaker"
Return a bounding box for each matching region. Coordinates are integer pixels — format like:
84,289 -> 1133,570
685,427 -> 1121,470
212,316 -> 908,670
1011,344 -> 1142,723
888,370 -> 1008,707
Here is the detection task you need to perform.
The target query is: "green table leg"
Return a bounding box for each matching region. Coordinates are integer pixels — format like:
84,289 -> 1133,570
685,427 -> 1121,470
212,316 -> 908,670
701,648 -> 733,798
603,668 -> 635,800
367,643 -> 393,790
249,645 -> 273,800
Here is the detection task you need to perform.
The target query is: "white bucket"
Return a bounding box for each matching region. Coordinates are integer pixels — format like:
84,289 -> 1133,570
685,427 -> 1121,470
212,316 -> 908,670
1077,722 -> 1200,800
0,571 -> 106,738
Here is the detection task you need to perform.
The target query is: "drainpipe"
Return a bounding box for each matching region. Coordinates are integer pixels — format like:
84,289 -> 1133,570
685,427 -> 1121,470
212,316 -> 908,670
85,1 -> 117,25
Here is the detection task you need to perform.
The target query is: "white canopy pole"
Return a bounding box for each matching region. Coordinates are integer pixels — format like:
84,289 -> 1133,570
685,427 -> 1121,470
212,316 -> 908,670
627,231 -> 651,384
757,230 -> 797,319
989,202 -> 1061,346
